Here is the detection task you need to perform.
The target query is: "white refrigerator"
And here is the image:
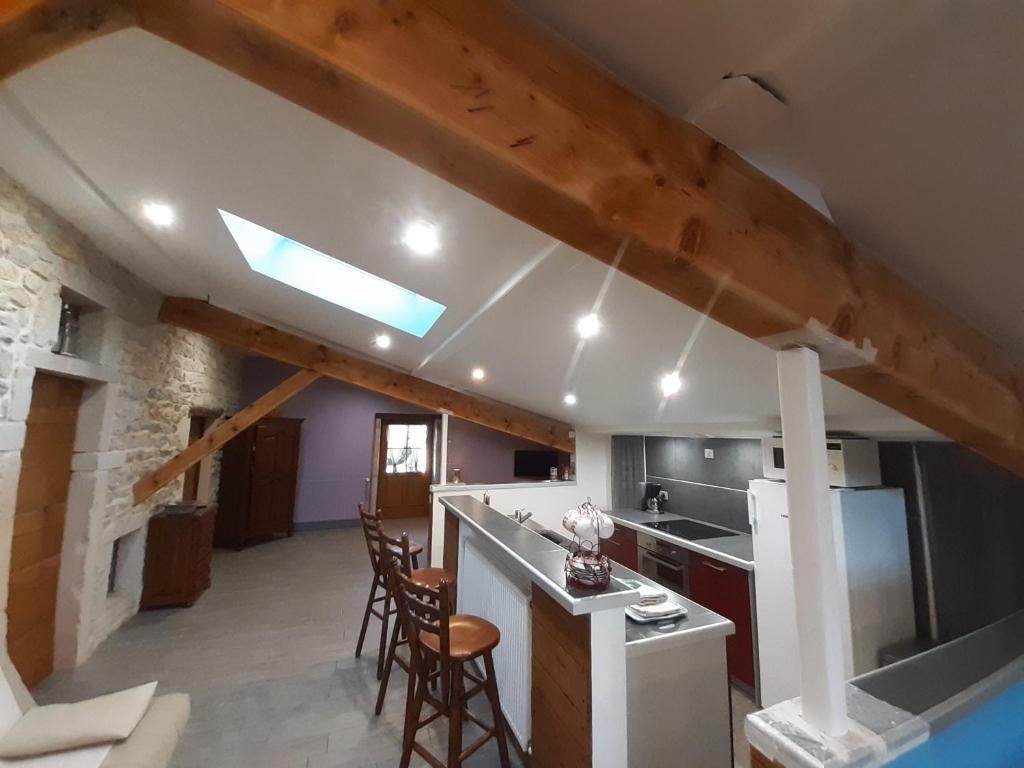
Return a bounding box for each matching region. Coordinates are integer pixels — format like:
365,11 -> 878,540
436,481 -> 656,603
748,478 -> 916,707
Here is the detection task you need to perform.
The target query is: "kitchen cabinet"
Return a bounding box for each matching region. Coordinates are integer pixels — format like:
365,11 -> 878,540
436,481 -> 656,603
689,552 -> 755,690
602,525 -> 638,570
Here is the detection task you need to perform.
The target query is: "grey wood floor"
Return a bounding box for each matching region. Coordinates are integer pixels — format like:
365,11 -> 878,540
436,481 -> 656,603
35,522 -> 754,767
36,520 -> 519,767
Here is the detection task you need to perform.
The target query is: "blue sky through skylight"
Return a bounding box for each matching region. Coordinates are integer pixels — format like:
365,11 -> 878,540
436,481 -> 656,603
219,210 -> 446,338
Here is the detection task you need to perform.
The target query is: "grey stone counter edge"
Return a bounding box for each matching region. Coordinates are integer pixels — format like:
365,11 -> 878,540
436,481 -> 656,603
440,495 -> 639,616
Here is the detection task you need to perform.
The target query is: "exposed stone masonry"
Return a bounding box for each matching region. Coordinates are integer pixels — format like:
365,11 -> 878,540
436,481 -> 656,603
0,169 -> 241,664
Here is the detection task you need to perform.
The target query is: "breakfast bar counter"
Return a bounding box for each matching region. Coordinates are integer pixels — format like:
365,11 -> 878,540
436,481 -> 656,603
438,495 -> 735,768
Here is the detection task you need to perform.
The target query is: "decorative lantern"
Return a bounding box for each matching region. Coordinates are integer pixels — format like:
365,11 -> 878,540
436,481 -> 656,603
562,497 -> 615,590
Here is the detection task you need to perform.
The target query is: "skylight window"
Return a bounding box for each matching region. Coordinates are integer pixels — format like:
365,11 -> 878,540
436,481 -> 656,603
219,209 -> 446,338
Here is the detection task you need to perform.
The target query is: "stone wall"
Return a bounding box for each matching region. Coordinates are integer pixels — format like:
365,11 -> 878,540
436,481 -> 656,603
0,169 -> 241,666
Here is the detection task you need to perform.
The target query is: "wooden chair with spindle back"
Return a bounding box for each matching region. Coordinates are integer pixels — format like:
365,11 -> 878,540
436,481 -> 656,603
388,561 -> 510,768
375,527 -> 457,714
354,508 -> 393,679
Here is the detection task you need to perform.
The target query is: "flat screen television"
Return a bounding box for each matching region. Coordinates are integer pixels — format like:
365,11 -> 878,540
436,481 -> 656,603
514,449 -> 559,479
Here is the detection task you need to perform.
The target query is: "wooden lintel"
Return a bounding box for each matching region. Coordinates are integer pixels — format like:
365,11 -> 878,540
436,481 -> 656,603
132,367 -> 321,505
4,0 -> 1024,474
158,297 -> 576,454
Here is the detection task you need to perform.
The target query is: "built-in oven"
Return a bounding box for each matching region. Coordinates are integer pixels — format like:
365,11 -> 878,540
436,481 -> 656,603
636,532 -> 689,595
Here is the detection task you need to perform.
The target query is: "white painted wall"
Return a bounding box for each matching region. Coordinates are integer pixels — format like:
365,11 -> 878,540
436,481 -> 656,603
428,432 -> 612,564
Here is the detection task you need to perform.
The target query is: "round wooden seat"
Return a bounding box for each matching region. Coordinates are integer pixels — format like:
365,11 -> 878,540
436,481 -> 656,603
409,567 -> 454,590
420,614 -> 500,660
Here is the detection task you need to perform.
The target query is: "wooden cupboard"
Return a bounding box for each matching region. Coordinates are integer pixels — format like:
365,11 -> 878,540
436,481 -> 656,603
141,504 -> 215,608
688,552 -> 755,690
216,417 -> 302,549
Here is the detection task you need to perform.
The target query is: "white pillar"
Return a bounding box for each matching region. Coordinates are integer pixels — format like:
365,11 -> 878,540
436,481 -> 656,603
776,347 -> 848,736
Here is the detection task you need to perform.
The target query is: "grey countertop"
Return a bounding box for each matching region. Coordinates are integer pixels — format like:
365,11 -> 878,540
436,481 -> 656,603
440,495 -> 639,616
607,508 -> 755,571
515,518 -> 735,651
440,495 -> 734,650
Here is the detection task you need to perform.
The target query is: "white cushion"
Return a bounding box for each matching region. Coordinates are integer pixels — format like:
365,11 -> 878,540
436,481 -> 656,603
0,683 -> 156,759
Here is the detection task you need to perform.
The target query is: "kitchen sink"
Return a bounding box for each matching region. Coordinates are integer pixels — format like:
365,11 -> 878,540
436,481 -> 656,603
535,528 -> 571,549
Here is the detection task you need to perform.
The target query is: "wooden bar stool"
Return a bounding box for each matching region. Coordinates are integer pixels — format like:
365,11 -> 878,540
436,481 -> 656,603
354,504 -> 426,677
388,562 -> 511,768
359,503 -> 425,566
374,529 -> 456,715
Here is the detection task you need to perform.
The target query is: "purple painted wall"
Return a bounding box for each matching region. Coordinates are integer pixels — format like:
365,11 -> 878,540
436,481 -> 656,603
240,357 -> 428,524
446,417 -> 568,485
240,357 -> 567,523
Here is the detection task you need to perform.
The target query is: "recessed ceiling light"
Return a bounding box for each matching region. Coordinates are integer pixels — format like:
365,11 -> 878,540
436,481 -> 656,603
660,372 -> 683,397
471,367 -> 486,381
402,220 -> 440,255
563,393 -> 578,406
373,333 -> 392,349
142,201 -> 175,227
576,313 -> 600,339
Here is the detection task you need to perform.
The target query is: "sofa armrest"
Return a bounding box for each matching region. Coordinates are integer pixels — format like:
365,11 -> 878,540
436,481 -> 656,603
100,693 -> 190,768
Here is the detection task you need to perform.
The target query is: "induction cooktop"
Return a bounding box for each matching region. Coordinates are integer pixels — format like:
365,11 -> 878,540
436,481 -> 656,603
642,518 -> 738,540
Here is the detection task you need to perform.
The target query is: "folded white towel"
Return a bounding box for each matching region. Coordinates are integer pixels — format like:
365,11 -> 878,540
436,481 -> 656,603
635,585 -> 667,606
629,601 -> 684,618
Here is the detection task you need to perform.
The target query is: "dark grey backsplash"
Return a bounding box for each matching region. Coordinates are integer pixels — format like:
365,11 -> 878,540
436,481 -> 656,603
614,435 -> 763,533
655,477 -> 751,532
645,436 -> 762,491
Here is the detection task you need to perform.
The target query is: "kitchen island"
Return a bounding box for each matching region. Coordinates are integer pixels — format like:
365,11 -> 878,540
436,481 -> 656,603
439,495 -> 735,768
606,508 -> 758,698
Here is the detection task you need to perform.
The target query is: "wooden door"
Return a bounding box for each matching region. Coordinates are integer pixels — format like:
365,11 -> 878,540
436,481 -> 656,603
8,373 -> 83,688
377,416 -> 434,519
247,419 -> 301,540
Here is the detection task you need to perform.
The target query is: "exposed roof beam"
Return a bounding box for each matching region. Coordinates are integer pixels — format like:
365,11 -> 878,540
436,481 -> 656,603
3,0 -> 1023,474
133,368 -> 322,504
0,0 -> 132,80
159,298 -> 576,453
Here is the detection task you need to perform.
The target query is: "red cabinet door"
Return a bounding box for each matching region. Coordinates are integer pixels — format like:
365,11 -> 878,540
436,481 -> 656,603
689,554 -> 755,690
602,525 -> 638,570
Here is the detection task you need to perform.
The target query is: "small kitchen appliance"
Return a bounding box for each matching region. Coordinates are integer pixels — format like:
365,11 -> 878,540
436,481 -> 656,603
761,436 -> 881,487
642,482 -> 663,511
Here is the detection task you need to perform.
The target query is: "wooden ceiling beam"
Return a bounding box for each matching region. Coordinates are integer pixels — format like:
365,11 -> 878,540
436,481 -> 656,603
0,0 -> 133,81
132,367 -> 322,505
159,297 -> 576,454
4,0 -> 1024,473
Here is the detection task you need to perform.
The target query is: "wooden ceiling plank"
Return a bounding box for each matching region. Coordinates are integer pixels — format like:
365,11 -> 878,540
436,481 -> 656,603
158,297 -> 576,454
132,367 -> 322,505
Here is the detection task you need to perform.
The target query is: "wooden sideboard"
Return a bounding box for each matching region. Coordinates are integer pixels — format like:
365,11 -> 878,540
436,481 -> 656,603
141,504 -> 215,609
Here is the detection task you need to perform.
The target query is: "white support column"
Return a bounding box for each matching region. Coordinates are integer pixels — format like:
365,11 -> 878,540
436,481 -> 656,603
777,347 -> 848,736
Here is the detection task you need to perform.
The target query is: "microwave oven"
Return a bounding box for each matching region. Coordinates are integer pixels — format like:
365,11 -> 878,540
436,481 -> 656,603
761,437 -> 881,488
